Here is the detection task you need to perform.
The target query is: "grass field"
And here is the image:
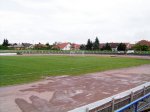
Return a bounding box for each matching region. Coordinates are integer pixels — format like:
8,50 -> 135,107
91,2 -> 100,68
0,55 -> 150,86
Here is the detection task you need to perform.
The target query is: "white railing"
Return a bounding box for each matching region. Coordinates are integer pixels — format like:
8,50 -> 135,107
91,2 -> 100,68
68,82 -> 150,112
0,53 -> 17,56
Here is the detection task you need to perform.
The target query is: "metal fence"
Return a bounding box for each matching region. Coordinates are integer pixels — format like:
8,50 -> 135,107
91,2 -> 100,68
0,50 -> 150,55
68,83 -> 150,112
115,93 -> 150,112
89,86 -> 150,112
0,50 -> 117,54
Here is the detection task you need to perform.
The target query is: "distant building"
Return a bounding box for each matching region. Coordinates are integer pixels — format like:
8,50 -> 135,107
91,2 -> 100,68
99,43 -> 106,49
53,42 -> 71,50
71,43 -> 80,50
53,42 -> 80,50
22,43 -> 33,49
34,43 -> 47,49
109,43 -> 120,52
8,43 -> 33,50
100,42 -> 132,51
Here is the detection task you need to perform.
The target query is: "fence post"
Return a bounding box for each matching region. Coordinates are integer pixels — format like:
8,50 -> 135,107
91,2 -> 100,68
112,98 -> 115,112
134,103 -> 138,112
130,92 -> 134,102
86,107 -> 89,112
143,86 -> 146,95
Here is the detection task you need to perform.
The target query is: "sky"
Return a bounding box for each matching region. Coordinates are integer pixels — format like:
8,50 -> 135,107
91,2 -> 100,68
0,0 -> 150,44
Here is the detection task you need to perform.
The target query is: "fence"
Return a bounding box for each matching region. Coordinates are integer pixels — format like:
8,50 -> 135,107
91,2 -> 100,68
115,93 -> 150,112
0,53 -> 17,56
0,50 -> 117,55
0,50 -> 150,55
68,82 -> 150,112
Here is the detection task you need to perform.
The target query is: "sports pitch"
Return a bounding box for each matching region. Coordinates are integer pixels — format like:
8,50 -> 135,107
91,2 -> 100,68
0,55 -> 150,86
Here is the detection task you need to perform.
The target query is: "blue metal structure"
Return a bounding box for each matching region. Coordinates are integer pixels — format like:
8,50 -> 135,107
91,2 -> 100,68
115,93 -> 150,112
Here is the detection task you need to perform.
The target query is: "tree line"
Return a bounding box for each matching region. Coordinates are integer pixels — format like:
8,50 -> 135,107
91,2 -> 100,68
0,39 -> 10,50
80,37 -> 127,51
0,38 -> 150,51
80,37 -> 100,50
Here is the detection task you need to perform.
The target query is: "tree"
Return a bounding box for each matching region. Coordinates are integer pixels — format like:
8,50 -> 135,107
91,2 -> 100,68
102,43 -> 111,50
141,45 -> 149,51
2,39 -> 9,47
45,43 -> 52,49
93,37 -> 100,50
80,44 -> 86,50
45,43 -> 50,46
117,43 -> 126,51
134,44 -> 149,51
86,39 -> 93,50
133,40 -> 150,51
0,45 -> 9,50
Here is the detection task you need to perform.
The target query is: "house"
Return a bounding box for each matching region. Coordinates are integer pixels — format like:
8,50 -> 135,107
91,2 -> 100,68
129,44 -> 135,49
8,43 -> 33,50
34,43 -> 47,49
100,42 -> 132,51
71,43 -> 80,50
22,43 -> 33,49
125,43 -> 133,49
109,43 -> 120,51
99,43 -> 106,49
100,43 -> 120,51
54,42 -> 71,50
8,43 -> 25,50
53,42 -> 80,50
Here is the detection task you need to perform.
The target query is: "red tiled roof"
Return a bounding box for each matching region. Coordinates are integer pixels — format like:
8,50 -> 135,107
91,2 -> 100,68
55,43 -> 70,49
71,43 -> 80,49
99,43 -> 105,48
109,43 -> 120,48
100,43 -> 132,49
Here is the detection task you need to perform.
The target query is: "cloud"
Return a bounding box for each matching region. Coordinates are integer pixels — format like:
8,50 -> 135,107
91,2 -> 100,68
0,0 -> 150,44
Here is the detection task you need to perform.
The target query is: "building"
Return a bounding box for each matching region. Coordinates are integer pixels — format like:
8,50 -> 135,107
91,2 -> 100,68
22,43 -> 33,49
71,43 -> 80,50
34,43 -> 47,49
54,42 -> 71,50
53,42 -> 80,50
8,43 -> 33,50
100,43 -> 132,51
8,43 -> 25,50
109,43 -> 120,51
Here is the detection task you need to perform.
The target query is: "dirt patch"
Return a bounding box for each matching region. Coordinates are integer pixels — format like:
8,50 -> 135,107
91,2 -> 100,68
0,64 -> 150,112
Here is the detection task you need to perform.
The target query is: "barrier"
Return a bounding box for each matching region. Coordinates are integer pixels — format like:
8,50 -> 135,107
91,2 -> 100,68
0,53 -> 17,56
0,50 -> 150,55
68,82 -> 150,112
115,93 -> 150,112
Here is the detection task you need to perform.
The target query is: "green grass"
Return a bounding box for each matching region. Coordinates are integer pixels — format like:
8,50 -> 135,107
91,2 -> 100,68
0,55 -> 150,86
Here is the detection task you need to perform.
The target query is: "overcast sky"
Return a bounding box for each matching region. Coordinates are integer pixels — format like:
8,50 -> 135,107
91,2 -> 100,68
0,0 -> 150,44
